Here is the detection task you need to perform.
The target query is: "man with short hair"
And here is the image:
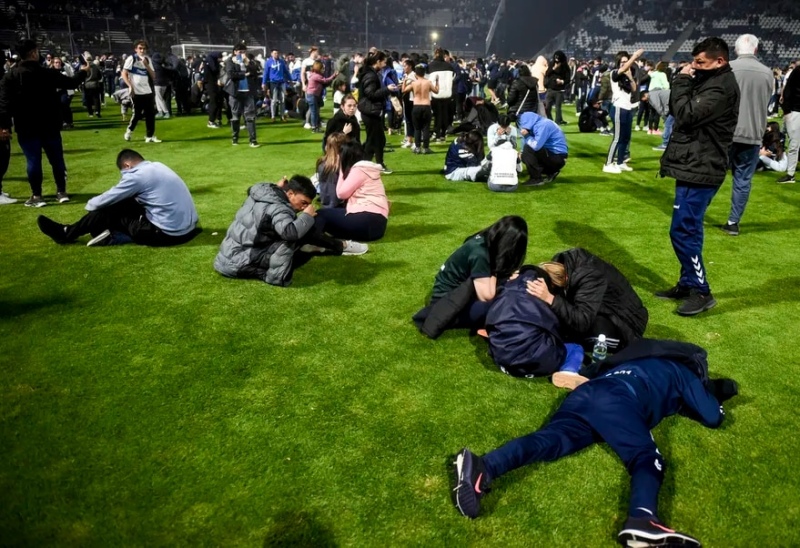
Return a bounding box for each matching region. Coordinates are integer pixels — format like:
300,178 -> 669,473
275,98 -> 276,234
36,149 -> 199,247
656,37 -> 740,316
720,34 -> 773,236
224,41 -> 259,147
261,49 -> 291,122
517,111 -> 568,185
122,40 -> 161,143
0,39 -> 89,207
777,58 -> 800,184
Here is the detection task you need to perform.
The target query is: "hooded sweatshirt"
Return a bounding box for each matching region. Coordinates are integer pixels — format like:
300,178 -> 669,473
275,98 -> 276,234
518,112 -> 568,155
337,161 -> 390,217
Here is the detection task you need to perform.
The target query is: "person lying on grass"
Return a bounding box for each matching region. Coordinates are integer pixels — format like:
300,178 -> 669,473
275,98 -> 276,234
453,338 -> 739,548
36,148 -> 200,247
412,215 -> 528,338
214,175 -> 368,287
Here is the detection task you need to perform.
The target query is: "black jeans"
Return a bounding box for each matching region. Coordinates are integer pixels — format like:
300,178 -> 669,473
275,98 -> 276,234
521,146 -> 567,182
207,83 -> 223,124
64,198 -> 198,246
361,113 -> 385,165
412,105 -> 432,148
432,97 -> 450,139
545,90 -> 565,123
0,139 -> 9,194
127,93 -> 156,138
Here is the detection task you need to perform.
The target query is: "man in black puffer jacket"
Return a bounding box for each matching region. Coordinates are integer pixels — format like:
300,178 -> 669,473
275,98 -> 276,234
656,37 -> 740,316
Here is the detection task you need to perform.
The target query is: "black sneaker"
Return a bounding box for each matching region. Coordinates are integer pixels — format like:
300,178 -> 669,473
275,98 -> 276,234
25,195 -> 46,208
452,448 -> 490,519
56,192 -> 70,204
521,178 -> 546,187
777,174 -> 796,184
719,222 -> 739,236
543,170 -> 561,183
617,516 -> 700,547
232,139 -> 239,146
708,378 -> 739,404
654,284 -> 691,300
37,215 -> 68,243
677,289 -> 717,316
380,164 -> 393,174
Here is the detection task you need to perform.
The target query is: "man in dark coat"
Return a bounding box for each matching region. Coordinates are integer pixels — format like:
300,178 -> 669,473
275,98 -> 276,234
544,50 -> 570,124
452,338 -> 739,548
656,37 -> 740,316
0,39 -> 88,207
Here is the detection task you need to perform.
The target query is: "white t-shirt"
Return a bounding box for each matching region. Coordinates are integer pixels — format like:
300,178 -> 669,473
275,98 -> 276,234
123,54 -> 153,95
610,69 -> 634,110
301,56 -> 315,85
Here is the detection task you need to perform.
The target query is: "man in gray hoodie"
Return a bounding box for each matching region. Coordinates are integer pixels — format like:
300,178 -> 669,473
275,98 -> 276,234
720,34 -> 773,236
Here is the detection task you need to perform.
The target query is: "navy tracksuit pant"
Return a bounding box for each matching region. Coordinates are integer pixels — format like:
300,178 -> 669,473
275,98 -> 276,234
482,358 -> 722,518
670,182 -> 720,294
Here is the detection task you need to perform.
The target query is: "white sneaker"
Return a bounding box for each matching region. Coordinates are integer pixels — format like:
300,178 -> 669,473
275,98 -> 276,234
0,192 -> 17,205
552,371 -> 589,390
303,122 -> 312,129
634,125 -> 641,131
145,136 -> 162,143
124,130 -> 132,141
619,163 -> 634,172
342,240 -> 368,256
401,139 -> 412,148
603,163 -> 622,174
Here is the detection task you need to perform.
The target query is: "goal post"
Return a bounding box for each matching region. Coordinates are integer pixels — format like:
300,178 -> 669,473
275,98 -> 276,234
170,44 -> 267,59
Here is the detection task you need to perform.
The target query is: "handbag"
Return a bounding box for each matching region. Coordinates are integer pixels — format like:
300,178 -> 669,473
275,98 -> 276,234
389,95 -> 403,117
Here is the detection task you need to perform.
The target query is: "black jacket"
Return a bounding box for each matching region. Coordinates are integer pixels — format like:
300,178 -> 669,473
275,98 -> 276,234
0,60 -> 86,137
551,248 -> 648,347
660,66 -> 740,185
323,109 -> 361,150
507,76 -> 539,117
545,51 -> 570,92
357,65 -> 389,117
782,66 -> 800,114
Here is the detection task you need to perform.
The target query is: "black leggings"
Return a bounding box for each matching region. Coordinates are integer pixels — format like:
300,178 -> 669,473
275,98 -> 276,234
432,97 -> 450,139
361,113 -> 385,165
412,105 -> 432,148
316,208 -> 387,242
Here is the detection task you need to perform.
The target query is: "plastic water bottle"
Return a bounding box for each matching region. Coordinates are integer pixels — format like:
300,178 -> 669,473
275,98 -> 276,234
592,334 -> 608,363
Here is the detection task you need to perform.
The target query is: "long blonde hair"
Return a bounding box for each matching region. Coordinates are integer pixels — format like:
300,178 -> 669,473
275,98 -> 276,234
538,261 -> 567,288
316,132 -> 348,178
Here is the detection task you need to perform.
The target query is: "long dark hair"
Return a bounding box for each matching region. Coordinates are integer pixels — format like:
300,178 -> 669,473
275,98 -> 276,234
763,122 -> 784,160
339,141 -> 366,178
460,130 -> 485,161
467,216 -> 528,279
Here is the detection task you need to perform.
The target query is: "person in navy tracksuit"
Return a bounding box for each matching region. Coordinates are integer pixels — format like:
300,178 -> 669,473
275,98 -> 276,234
452,339 -> 738,548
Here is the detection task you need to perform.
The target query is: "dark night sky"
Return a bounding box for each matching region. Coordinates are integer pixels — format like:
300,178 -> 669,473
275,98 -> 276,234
500,0 -> 594,58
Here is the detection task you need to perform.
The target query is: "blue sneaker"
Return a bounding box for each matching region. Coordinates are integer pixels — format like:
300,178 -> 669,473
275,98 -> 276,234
452,448 -> 490,519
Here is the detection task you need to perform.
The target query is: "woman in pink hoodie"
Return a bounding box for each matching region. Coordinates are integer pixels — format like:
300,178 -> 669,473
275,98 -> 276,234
306,61 -> 338,132
316,141 -> 389,241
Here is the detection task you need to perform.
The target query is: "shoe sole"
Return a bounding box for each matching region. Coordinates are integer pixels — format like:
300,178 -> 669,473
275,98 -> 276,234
618,528 -> 700,547
677,297 -> 717,316
26,201 -> 47,208
720,229 -> 739,236
87,229 -> 112,247
777,180 -> 796,184
341,249 -> 368,256
57,198 -> 70,203
552,372 -> 589,390
453,451 -> 479,519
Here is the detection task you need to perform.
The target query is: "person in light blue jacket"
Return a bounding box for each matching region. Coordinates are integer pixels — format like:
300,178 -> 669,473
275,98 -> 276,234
517,111 -> 568,186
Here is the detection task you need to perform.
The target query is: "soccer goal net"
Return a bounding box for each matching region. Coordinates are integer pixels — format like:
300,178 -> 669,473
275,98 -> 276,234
170,44 -> 267,58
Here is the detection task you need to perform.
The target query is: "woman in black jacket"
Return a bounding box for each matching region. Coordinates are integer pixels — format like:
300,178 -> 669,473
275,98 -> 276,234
322,93 -> 361,151
356,51 -> 397,173
526,248 -> 648,352
506,64 -> 539,120
544,50 -> 570,124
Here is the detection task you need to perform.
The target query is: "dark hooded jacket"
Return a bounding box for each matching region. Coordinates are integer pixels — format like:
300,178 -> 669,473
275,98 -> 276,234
507,75 -> 539,117
550,248 -> 648,348
660,65 -> 740,185
544,50 -> 570,92
357,65 -> 390,117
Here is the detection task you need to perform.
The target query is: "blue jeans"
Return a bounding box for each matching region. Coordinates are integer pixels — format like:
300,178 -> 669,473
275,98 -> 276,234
727,143 -> 760,223
661,115 -> 674,147
269,82 -> 285,117
670,182 -> 719,293
306,93 -> 320,129
17,133 -> 67,196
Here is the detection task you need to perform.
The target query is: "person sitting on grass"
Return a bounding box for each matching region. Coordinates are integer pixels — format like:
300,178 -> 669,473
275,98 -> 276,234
485,115 -> 523,192
757,122 -> 787,172
316,132 -> 348,208
322,93 -> 361,152
214,175 -> 368,287
452,338 -> 740,548
316,141 -> 389,242
36,149 -> 199,247
578,99 -> 611,135
412,216 -> 528,338
443,130 -> 492,182
517,111 -> 568,186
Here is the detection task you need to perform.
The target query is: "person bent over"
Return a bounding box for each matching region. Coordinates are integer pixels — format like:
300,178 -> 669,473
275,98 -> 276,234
443,130 -> 491,182
37,149 -> 199,247
452,338 -> 739,548
214,176 -> 368,287
517,111 -> 568,186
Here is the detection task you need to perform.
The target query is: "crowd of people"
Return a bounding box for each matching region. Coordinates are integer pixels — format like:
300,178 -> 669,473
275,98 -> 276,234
2,28 -> 798,546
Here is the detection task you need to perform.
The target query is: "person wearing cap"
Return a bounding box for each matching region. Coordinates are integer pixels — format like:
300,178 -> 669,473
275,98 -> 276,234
122,40 -> 161,144
0,39 -> 89,207
224,41 -> 260,147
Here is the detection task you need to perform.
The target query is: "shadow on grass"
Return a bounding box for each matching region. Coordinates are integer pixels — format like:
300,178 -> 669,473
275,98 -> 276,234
294,259 -> 408,287
709,276 -> 800,315
724,219 -> 800,234
554,220 -> 672,291
387,201 -> 424,216
380,223 -> 453,243
183,228 -> 227,247
0,294 -> 74,319
263,510 -> 337,547
643,323 -> 687,341
387,186 -> 458,196
63,148 -> 102,154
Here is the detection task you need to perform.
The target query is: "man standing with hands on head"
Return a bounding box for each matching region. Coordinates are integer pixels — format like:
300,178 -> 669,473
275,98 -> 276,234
224,41 -> 260,147
720,34 -> 773,236
656,37 -> 740,316
122,40 -> 161,144
0,39 -> 89,207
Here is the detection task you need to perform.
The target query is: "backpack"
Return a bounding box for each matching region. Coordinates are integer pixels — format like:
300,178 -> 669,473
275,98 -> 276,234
485,267 -> 566,377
